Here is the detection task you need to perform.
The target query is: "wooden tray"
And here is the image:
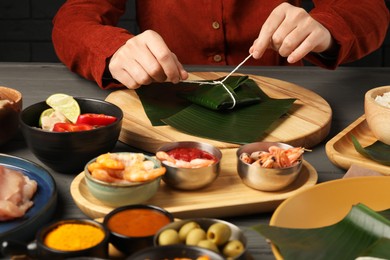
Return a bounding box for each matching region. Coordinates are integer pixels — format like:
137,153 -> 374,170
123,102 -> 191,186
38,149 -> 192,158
70,149 -> 318,219
325,115 -> 390,175
105,72 -> 332,153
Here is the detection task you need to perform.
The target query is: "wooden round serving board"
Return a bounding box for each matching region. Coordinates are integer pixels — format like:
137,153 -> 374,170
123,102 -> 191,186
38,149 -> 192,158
105,72 -> 332,153
70,149 -> 318,219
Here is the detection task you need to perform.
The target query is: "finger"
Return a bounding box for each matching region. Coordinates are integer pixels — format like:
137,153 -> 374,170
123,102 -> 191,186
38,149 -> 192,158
250,6 -> 286,59
145,37 -> 182,83
172,53 -> 188,81
287,33 -> 319,63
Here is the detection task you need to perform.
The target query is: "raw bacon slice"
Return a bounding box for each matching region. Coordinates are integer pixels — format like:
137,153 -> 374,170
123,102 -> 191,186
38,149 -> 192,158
0,166 -> 38,221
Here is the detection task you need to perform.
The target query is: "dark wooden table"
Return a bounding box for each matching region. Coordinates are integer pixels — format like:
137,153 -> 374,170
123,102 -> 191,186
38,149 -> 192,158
1,63 -> 390,259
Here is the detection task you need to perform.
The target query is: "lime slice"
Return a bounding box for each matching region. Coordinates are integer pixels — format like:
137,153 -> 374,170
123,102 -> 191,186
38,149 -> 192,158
46,93 -> 80,123
39,108 -> 55,127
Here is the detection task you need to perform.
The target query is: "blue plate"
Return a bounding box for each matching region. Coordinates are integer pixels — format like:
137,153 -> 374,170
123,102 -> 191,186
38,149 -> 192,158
0,154 -> 57,242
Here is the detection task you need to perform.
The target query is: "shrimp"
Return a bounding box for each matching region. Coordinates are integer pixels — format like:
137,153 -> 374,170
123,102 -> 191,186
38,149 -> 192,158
123,162 -> 166,182
91,169 -> 124,183
96,153 -> 125,170
189,158 -> 215,168
156,151 -> 176,164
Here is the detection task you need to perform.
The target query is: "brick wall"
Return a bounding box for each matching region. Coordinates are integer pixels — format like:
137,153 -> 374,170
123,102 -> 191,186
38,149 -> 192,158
0,0 -> 389,66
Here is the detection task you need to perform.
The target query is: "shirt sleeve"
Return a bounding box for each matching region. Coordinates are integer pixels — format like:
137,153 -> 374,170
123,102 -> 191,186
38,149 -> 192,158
52,0 -> 133,89
305,0 -> 390,69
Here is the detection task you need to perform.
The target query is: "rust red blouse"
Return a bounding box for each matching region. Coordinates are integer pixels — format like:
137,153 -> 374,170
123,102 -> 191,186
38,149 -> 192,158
52,0 -> 389,89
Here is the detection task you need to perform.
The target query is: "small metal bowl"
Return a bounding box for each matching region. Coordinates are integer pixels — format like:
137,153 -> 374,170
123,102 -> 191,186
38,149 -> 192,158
156,141 -> 222,190
236,142 -> 302,191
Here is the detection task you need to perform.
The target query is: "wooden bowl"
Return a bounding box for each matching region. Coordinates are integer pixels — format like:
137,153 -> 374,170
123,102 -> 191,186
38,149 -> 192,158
364,86 -> 390,145
0,86 -> 22,146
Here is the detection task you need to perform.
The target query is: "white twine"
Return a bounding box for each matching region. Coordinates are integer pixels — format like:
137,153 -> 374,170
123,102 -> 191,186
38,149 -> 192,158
182,53 -> 253,109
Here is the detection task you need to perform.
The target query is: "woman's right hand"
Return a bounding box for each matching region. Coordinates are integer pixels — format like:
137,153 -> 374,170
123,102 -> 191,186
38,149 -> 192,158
108,30 -> 188,89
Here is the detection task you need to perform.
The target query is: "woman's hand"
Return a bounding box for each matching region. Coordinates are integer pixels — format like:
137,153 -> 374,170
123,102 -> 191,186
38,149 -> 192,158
250,3 -> 334,63
108,30 -> 188,89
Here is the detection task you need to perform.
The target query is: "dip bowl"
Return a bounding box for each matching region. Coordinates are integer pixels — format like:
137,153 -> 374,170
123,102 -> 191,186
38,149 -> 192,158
103,204 -> 174,255
155,141 -> 222,190
154,218 -> 247,259
364,85 -> 390,145
19,97 -> 123,173
84,152 -> 163,207
236,142 -> 303,191
0,86 -> 22,146
1,219 -> 110,259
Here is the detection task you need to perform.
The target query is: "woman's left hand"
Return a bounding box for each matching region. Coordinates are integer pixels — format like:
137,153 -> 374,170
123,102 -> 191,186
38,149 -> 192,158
250,3 -> 334,63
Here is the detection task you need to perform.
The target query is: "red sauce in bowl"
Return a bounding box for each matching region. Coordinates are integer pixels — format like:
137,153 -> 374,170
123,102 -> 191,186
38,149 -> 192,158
167,148 -> 217,162
107,208 -> 171,237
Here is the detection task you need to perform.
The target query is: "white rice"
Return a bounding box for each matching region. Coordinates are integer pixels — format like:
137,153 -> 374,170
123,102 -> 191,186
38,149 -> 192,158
374,91 -> 390,108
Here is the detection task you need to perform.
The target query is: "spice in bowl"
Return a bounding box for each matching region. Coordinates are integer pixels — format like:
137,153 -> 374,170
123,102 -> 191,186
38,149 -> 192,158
103,204 -> 174,255
44,222 -> 105,251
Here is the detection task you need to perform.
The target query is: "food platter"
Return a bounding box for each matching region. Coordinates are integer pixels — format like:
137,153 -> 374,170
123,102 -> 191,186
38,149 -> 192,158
269,176 -> 390,259
106,72 -> 332,153
0,154 -> 57,242
325,115 -> 390,175
70,149 -> 318,219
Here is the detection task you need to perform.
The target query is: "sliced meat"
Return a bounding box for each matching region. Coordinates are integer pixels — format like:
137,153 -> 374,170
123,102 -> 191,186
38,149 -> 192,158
0,166 -> 38,221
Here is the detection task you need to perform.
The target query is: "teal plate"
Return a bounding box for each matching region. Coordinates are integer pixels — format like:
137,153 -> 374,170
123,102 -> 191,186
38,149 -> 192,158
0,153 -> 57,242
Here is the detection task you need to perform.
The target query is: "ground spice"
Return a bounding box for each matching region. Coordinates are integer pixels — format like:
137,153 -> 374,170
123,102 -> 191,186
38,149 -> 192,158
44,223 -> 105,251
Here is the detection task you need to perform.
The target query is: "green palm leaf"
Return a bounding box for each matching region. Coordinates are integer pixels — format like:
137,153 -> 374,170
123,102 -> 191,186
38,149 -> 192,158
136,76 -> 296,144
253,204 -> 390,260
351,134 -> 390,166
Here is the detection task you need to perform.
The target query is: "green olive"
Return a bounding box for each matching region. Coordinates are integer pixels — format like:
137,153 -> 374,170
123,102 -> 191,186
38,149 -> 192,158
222,239 -> 245,257
197,239 -> 219,253
178,221 -> 200,241
185,228 -> 206,246
207,222 -> 231,246
158,228 -> 180,246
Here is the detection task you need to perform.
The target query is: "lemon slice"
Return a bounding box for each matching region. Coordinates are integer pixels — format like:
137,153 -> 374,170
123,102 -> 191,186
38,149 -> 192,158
46,93 -> 80,123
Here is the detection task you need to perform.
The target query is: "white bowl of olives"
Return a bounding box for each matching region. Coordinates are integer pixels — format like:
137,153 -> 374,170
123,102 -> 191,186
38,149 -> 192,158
154,218 -> 247,259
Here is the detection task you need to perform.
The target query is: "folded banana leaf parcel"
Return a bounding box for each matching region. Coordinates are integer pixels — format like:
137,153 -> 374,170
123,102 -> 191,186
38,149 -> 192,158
135,75 -> 296,144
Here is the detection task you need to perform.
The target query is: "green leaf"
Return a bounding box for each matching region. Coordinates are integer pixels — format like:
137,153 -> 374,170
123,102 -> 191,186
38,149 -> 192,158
180,76 -> 261,110
136,76 -> 296,144
351,134 -> 390,166
252,204 -> 390,260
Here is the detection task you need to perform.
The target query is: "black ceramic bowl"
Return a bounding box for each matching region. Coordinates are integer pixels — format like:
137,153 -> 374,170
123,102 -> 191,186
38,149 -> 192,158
1,219 -> 110,259
19,97 -> 123,173
103,204 -> 174,256
0,86 -> 22,146
128,245 -> 225,260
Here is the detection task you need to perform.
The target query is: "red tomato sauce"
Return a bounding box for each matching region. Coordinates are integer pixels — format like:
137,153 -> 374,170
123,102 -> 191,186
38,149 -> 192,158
107,209 -> 171,237
167,148 -> 217,162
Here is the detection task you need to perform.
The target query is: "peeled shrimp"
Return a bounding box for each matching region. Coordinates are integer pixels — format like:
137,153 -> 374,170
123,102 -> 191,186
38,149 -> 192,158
123,161 -> 166,182
156,151 -> 216,169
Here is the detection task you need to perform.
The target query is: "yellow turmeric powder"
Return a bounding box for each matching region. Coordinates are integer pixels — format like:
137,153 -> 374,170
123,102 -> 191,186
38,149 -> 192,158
44,223 -> 105,251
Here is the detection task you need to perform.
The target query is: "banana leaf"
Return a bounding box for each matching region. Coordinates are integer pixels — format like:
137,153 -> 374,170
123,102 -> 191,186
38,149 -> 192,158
252,204 -> 390,260
136,76 -> 296,144
179,76 -> 261,110
351,135 -> 390,166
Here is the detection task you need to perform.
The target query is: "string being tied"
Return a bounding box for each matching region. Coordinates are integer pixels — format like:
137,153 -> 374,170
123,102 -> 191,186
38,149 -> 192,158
182,53 -> 253,109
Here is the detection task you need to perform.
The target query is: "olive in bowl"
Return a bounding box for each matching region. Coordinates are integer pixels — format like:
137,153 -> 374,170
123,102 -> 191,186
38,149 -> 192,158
84,152 -> 164,207
0,86 -> 22,146
19,97 -> 123,173
364,85 -> 390,145
154,218 -> 247,259
103,204 -> 174,255
236,142 -> 304,191
1,219 -> 110,259
156,141 -> 222,190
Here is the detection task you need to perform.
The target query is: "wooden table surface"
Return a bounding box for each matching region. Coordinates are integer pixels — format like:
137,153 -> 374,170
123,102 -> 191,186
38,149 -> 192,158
1,63 -> 390,259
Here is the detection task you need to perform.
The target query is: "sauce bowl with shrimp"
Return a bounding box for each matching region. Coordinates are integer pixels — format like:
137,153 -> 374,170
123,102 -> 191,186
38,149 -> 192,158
84,152 -> 165,207
236,142 -> 304,191
156,141 -> 222,190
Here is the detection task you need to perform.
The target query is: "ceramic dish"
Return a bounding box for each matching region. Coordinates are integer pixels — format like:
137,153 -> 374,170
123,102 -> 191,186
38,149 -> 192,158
0,154 -> 57,242
269,176 -> 390,259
